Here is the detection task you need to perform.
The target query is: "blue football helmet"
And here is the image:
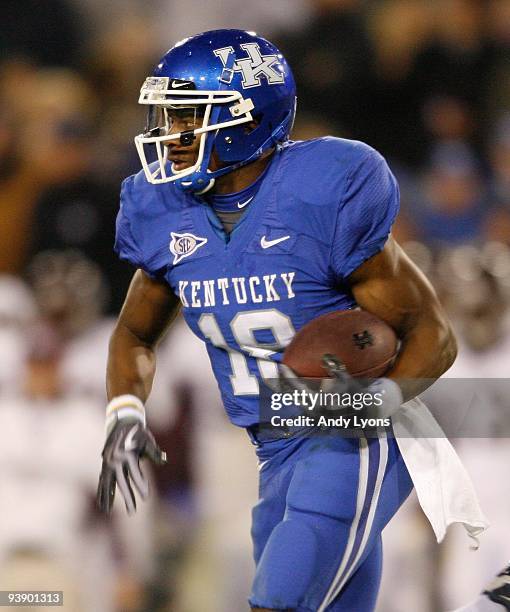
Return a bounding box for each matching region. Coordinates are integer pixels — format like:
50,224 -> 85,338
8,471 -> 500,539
134,29 -> 297,193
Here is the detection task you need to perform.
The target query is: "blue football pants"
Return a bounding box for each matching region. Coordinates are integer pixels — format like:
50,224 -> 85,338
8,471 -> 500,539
248,430 -> 413,611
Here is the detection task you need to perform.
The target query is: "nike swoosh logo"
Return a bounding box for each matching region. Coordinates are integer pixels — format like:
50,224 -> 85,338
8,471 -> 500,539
258,460 -> 269,471
238,196 -> 254,209
124,425 -> 139,452
172,81 -> 191,88
261,235 -> 290,249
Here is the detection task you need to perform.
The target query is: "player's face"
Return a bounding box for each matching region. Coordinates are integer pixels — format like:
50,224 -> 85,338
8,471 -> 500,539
164,107 -> 204,172
163,108 -> 227,173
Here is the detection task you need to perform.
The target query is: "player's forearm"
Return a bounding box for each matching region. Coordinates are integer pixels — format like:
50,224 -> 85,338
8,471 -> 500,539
387,314 -> 457,400
106,322 -> 157,403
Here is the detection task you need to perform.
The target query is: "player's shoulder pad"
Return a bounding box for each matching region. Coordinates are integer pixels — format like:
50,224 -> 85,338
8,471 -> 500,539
278,137 -> 387,206
281,137 -> 385,191
276,137 -> 391,240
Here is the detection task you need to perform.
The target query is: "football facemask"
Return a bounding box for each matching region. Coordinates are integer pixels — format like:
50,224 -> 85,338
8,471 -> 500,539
135,76 -> 255,192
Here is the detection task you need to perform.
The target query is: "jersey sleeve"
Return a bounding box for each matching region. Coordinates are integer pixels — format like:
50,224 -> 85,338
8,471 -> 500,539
114,175 -> 164,280
330,147 -> 400,280
114,177 -> 143,269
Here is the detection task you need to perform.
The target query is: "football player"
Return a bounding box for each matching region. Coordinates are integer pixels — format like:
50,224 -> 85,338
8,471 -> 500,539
97,30 -> 457,611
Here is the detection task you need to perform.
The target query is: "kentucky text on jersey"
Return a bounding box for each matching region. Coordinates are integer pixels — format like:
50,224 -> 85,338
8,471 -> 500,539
178,272 -> 296,307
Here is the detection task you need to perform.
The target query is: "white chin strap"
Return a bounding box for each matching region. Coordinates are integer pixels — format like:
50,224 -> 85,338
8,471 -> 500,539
187,175 -> 215,195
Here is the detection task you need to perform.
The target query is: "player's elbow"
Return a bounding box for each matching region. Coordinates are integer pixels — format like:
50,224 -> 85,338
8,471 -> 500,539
407,305 -> 458,378
442,327 -> 458,372
435,315 -> 458,375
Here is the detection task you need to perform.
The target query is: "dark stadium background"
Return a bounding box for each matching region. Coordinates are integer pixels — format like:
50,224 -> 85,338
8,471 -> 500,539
0,1 -> 509,610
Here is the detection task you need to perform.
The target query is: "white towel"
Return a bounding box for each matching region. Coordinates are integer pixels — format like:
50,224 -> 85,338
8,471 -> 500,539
392,397 -> 489,547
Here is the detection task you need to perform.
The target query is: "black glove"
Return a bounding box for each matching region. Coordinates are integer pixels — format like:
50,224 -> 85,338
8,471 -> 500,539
278,354 -> 402,418
97,420 -> 167,515
320,354 -> 403,418
274,354 -> 362,395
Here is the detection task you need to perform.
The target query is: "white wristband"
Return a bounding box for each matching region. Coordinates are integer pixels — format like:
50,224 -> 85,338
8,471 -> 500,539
105,394 -> 146,435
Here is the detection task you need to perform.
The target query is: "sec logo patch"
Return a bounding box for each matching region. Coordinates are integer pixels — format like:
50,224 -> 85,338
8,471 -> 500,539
169,232 -> 208,264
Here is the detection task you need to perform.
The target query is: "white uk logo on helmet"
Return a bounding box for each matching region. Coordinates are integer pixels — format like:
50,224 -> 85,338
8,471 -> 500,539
213,43 -> 285,89
169,232 -> 208,264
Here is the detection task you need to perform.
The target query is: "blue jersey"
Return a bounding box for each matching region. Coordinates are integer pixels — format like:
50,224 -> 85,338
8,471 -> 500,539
115,137 -> 400,427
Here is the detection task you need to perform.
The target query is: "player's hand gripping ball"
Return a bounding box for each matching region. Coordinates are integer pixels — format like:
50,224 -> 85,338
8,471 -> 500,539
281,309 -> 403,418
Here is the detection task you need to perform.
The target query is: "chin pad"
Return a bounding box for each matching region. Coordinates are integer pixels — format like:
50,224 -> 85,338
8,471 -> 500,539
175,171 -> 215,194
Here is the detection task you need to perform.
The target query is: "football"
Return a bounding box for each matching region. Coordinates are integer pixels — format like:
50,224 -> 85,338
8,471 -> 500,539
282,309 -> 399,378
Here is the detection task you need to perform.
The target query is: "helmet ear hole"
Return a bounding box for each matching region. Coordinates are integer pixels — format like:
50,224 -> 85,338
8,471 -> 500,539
243,114 -> 263,135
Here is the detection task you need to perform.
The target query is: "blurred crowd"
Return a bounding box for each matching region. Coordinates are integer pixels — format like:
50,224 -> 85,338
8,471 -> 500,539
1,0 -> 510,611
